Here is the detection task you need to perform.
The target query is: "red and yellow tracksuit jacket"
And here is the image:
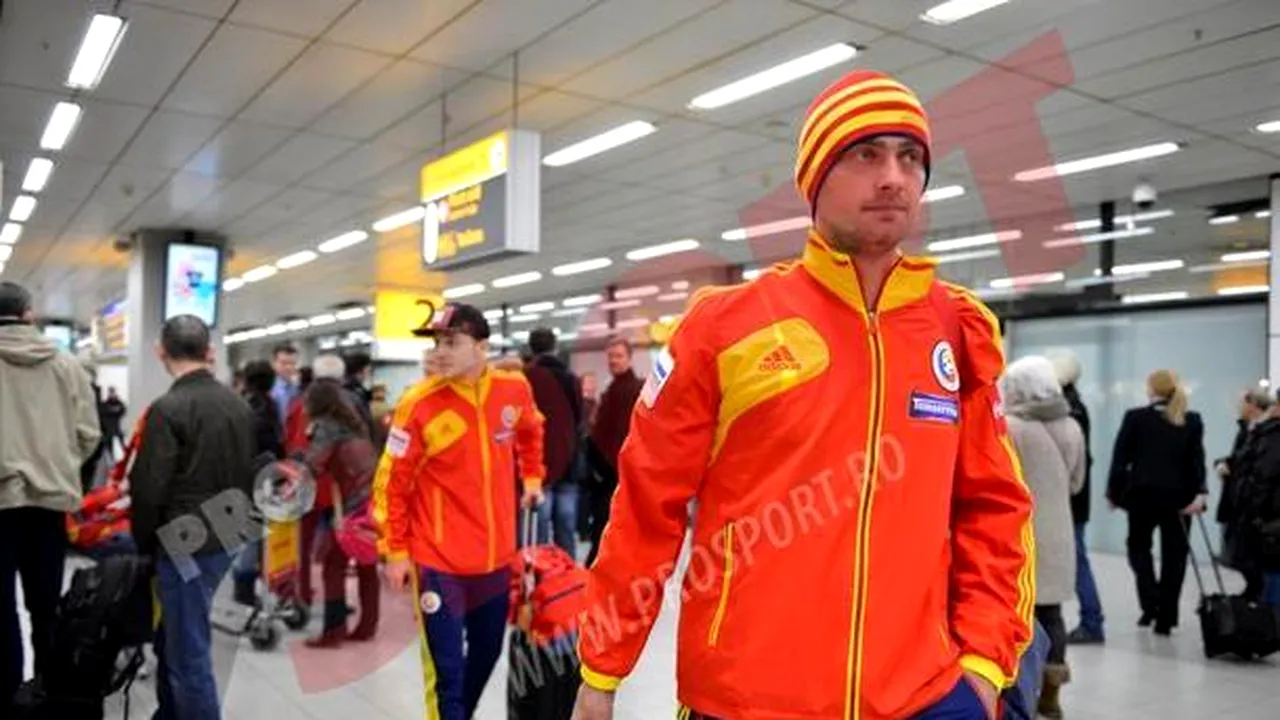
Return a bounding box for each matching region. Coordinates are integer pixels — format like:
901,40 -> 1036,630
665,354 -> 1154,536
373,368 -> 545,575
579,231 -> 1035,720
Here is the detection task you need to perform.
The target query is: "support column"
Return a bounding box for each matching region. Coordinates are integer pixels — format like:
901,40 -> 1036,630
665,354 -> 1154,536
126,229 -> 227,407
1085,200 -> 1117,300
1269,175 -> 1280,382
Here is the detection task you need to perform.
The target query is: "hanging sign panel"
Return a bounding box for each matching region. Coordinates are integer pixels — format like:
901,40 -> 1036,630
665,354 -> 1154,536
420,129 -> 540,270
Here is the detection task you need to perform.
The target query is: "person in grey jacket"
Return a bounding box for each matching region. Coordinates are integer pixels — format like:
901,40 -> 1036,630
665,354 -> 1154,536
1000,355 -> 1085,720
0,281 -> 101,712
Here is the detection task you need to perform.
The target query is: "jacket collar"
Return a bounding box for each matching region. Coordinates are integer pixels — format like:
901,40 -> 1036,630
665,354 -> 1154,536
172,368 -> 214,388
449,366 -> 492,407
801,228 -> 937,316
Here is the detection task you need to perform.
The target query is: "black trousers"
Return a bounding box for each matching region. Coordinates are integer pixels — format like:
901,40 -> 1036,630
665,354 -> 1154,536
0,508 -> 68,710
1126,507 -> 1190,626
1034,604 -> 1067,664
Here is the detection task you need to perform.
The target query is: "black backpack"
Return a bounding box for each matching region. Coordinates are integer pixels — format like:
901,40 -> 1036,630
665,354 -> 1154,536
13,554 -> 154,719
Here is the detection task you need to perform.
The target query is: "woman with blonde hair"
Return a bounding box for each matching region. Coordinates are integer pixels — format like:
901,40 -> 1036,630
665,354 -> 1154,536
999,355 -> 1085,719
1107,369 -> 1209,636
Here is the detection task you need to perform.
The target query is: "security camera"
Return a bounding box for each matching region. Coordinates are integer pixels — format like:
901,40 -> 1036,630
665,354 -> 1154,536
111,233 -> 136,253
1132,180 -> 1158,210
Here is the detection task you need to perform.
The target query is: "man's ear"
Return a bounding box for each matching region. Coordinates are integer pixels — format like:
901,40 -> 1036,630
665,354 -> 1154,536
153,341 -> 166,363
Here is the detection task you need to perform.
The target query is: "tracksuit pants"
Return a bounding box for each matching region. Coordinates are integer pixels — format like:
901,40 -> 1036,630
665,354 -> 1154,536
413,566 -> 509,720
684,677 -> 991,719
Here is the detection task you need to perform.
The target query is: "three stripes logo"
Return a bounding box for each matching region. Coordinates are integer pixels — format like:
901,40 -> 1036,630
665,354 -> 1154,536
759,345 -> 802,372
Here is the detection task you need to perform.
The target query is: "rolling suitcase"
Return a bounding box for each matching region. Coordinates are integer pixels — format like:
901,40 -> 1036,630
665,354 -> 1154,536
1187,514 -> 1280,660
507,506 -> 587,720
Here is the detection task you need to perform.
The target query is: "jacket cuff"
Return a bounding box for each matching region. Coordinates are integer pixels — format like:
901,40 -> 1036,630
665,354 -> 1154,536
580,663 -> 622,692
522,476 -> 544,493
960,653 -> 1012,690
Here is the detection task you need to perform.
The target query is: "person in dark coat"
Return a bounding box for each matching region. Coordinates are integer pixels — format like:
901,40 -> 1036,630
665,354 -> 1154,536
232,360 -> 284,606
1107,369 -> 1208,636
1234,396 -> 1280,606
523,328 -> 584,555
1214,386 -> 1272,601
1047,350 -> 1105,644
584,337 -> 644,567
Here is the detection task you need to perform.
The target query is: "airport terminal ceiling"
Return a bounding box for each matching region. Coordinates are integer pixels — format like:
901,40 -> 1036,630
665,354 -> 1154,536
0,0 -> 1278,333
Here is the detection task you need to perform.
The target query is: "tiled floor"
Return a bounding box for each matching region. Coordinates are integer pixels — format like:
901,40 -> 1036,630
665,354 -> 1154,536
22,545 -> 1277,719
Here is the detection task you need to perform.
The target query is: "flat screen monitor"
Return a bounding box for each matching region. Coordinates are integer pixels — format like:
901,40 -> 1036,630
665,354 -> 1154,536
163,242 -> 222,327
41,324 -> 72,351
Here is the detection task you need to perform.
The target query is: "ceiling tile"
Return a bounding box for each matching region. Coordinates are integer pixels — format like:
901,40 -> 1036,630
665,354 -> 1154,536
0,86 -> 62,154
181,120 -> 295,179
310,59 -> 454,141
128,171 -> 225,225
507,90 -> 602,133
229,0 -> 354,38
327,0 -> 477,56
0,0 -> 91,93
60,99 -> 153,165
115,110 -> 225,170
377,98 -> 444,150
163,23 -> 309,118
300,139 -> 413,192
239,42 -> 391,128
241,132 -> 359,185
94,3 -> 219,107
131,0 -> 236,18
40,159 -> 112,204
184,179 -> 284,227
410,0 -> 599,72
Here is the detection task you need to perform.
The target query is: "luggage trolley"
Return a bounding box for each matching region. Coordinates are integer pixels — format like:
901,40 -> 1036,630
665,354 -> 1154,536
214,459 -> 316,650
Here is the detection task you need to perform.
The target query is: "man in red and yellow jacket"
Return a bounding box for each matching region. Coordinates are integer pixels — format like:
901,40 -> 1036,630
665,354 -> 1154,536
573,70 -> 1035,720
374,303 -> 545,720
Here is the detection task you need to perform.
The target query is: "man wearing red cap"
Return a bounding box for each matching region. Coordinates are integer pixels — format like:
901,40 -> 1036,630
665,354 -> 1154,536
572,70 -> 1035,720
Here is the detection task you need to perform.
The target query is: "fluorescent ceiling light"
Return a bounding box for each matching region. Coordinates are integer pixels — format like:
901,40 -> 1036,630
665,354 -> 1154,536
559,332 -> 580,341
927,230 -> 1020,253
285,319 -> 309,332
40,102 -> 82,151
1189,260 -> 1267,274
1056,209 -> 1174,232
1256,120 -> 1280,134
0,224 -> 20,245
1258,210 -> 1273,219
309,313 -> 336,326
614,285 -> 661,300
933,248 -> 1001,265
921,0 -> 1012,25
9,196 -> 36,223
625,238 -> 699,261
1112,258 -> 1184,275
721,215 -> 810,242
599,299 -> 642,311
511,330 -> 531,341
519,301 -> 555,313
658,291 -> 689,302
0,246 -> 11,262
22,158 -> 54,193
1122,291 -> 1189,305
543,121 -> 657,167
552,257 -> 613,276
552,307 -> 588,318
923,185 -> 966,203
1065,273 -> 1150,290
317,230 -> 368,253
222,278 -> 245,292
689,43 -> 857,110
1209,214 -> 1240,226
1218,285 -> 1269,296
1222,250 -> 1270,263
491,271 -> 542,289
67,14 -> 127,90
989,271 -> 1065,289
615,317 -> 651,330
275,250 -> 317,269
563,294 -> 602,307
266,324 -> 289,336
742,268 -> 762,281
241,265 -> 278,283
1013,142 -> 1180,182
579,323 -> 610,334
483,309 -> 506,320
1042,226 -> 1155,249
335,307 -> 366,321
508,313 -> 542,324
372,206 -> 426,233
443,283 -> 485,299
671,280 -> 690,291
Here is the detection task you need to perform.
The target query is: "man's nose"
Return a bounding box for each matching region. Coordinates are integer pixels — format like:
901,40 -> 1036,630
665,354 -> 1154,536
877,156 -> 909,191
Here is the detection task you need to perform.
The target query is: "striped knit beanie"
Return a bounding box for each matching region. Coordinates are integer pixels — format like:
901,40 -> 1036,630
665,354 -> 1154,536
794,69 -> 932,210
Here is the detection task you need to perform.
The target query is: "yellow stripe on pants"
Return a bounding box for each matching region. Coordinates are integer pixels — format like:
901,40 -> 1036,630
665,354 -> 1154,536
410,569 -> 442,720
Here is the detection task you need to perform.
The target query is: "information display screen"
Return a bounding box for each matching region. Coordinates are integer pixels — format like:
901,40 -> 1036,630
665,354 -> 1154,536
163,242 -> 222,327
423,175 -> 506,265
41,324 -> 72,351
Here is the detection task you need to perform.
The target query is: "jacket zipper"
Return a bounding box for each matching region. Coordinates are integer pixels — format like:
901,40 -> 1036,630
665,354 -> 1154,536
476,383 -> 495,570
707,521 -> 736,647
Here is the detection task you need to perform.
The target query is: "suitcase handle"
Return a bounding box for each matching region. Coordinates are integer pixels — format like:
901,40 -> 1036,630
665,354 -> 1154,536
1185,513 -> 1227,597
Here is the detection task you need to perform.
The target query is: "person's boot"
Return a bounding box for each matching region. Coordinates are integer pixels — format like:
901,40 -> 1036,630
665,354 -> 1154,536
305,601 -> 349,649
348,564 -> 381,642
1067,625 -> 1105,645
1037,663 -> 1070,720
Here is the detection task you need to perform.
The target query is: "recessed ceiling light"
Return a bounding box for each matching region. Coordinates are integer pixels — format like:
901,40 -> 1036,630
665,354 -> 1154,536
1209,214 -> 1240,226
0,246 -> 12,263
1112,258 -> 1184,275
1222,250 -> 1270,263
317,230 -> 368,253
22,158 -> 54,193
927,230 -> 1021,253
923,185 -> 966,203
742,268 -> 762,281
241,265 -> 278,283
1122,291 -> 1189,305
66,14 -> 128,90
1013,142 -> 1180,182
1055,209 -> 1174,233
507,313 -> 542,324
335,307 -> 366,321
1218,285 -> 1269,296
989,271 -> 1065,289
1257,210 -> 1273,219
275,250 -> 318,269
1256,120 -> 1280,134
921,0 -> 1013,25
491,271 -> 543,289
671,280 -> 690,291
721,215 -> 810,242
552,307 -> 588,318
308,313 -> 337,326
0,224 -> 20,245
285,319 -> 309,332
689,43 -> 857,110
9,196 -> 36,223
625,238 -> 699,261
563,294 -> 602,307
658,292 -> 689,302
222,278 -> 245,292
40,102 -> 83,151
543,121 -> 657,167
372,206 -> 427,233
614,285 -> 661,300
519,302 -> 555,314
932,249 -> 1001,264
443,283 -> 485,299
483,309 -> 506,320
1042,226 -> 1155,249
598,298 -> 642,311
551,257 -> 613,276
